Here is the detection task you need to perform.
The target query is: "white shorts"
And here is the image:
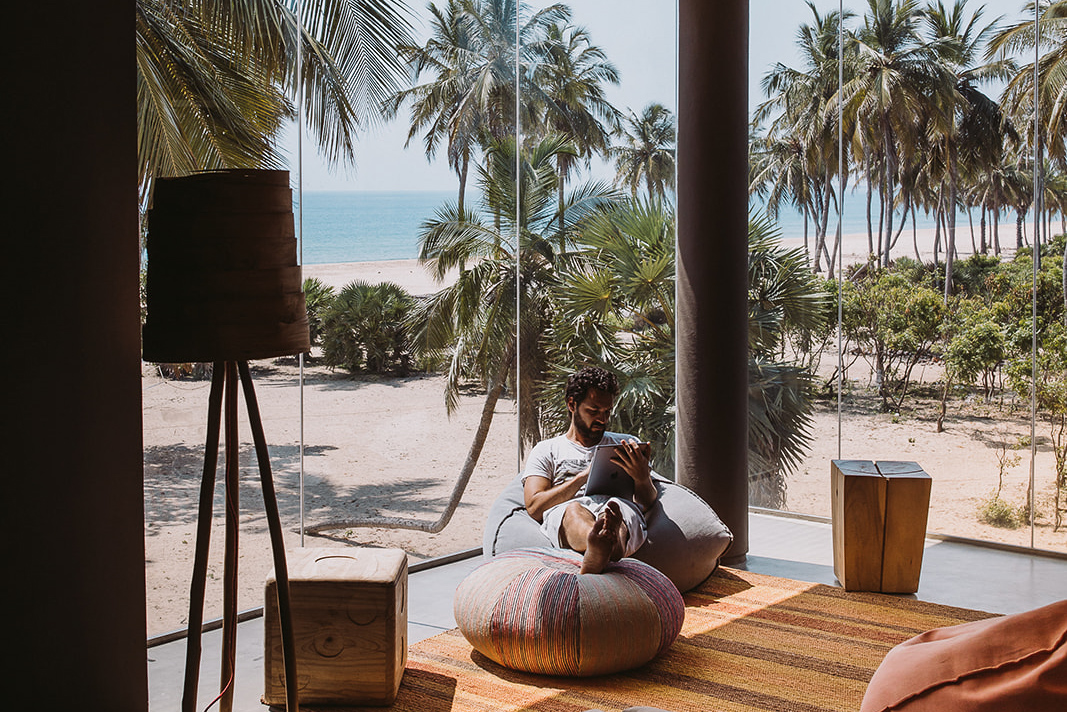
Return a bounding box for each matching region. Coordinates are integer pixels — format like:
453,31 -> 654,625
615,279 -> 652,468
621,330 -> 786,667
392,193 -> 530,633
539,495 -> 647,557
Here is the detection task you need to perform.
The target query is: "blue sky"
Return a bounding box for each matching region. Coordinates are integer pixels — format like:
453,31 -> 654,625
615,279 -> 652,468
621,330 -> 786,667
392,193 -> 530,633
292,0 -> 1032,192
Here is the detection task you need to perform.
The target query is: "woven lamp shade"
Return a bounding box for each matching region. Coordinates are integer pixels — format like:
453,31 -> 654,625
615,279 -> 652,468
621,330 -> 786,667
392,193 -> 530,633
142,169 -> 310,363
454,547 -> 685,677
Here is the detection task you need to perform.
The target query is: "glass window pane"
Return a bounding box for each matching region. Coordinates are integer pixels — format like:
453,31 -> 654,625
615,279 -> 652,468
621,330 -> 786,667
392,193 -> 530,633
749,0 -> 1063,555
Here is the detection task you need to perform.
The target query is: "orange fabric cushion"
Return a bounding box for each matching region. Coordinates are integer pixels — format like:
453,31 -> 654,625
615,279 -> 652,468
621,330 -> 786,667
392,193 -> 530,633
861,599 -> 1067,712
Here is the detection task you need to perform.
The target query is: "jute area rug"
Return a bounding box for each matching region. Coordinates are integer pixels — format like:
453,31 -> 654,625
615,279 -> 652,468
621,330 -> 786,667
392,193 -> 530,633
332,567 -> 995,712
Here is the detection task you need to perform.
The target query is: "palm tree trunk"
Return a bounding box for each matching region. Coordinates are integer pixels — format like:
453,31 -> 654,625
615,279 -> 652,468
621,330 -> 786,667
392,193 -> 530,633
933,203 -> 942,266
802,210 -> 810,270
944,157 -> 958,302
993,206 -> 1001,255
866,160 -> 875,256
980,208 -> 987,254
458,150 -> 470,217
818,169 -> 833,275
968,207 -> 977,254
889,194 -> 907,251
882,125 -> 896,268
913,204 -> 921,261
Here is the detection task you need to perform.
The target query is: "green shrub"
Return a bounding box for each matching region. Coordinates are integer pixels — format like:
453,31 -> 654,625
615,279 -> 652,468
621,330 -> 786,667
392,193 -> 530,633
841,270 -> 945,411
320,281 -> 415,374
302,277 -> 336,349
976,493 -> 1024,529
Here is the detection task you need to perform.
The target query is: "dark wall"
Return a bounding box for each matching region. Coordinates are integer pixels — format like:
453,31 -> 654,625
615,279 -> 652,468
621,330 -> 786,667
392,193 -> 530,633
6,3 -> 147,709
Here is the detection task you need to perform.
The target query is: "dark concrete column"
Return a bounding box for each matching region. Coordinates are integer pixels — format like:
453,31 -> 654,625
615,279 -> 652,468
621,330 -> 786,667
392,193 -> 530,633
8,3 -> 146,709
677,0 -> 750,563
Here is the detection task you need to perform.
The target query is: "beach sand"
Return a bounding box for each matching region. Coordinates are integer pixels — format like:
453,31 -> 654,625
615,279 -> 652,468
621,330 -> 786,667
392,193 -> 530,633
303,259 -> 458,296
143,226 -> 1064,638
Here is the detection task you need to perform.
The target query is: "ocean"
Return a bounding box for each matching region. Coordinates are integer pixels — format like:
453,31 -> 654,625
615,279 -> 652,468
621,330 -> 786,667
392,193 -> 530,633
296,189 -> 967,265
297,190 -> 458,265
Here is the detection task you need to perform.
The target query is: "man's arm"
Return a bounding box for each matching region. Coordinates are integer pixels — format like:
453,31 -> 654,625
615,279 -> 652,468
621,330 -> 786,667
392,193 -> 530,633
523,471 -> 588,523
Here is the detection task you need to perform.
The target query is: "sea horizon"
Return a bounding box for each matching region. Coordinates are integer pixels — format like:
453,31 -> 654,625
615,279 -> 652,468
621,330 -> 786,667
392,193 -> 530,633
296,188 -> 1012,266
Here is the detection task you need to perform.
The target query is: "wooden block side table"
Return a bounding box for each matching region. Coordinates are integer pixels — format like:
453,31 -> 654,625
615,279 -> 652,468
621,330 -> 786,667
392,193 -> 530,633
831,460 -> 887,592
878,461 -> 932,594
264,547 -> 408,706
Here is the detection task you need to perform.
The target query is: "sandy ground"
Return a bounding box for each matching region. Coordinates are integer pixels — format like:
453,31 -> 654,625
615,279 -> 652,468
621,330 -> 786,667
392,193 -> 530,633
143,228 -> 1065,638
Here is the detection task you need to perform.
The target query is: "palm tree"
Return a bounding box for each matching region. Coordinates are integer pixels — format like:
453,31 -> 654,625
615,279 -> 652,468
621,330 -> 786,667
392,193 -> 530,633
137,0 -> 413,197
748,214 -> 830,508
610,103 -> 677,200
411,134 -> 616,465
386,0 -> 569,214
923,0 -> 1013,298
750,133 -> 816,266
532,19 -> 622,231
754,2 -> 854,274
543,206 -> 828,503
843,0 -> 952,267
988,1 -> 1067,170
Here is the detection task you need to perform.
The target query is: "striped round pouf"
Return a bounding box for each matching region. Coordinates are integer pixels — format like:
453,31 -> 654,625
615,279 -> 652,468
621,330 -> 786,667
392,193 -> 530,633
453,547 -> 685,676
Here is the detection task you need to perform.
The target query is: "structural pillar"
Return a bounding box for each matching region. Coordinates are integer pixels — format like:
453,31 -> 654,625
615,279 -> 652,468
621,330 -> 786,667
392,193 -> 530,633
676,0 -> 750,563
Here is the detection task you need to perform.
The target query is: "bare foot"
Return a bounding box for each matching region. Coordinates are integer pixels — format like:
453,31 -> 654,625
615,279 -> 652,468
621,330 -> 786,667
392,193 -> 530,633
580,501 -> 625,574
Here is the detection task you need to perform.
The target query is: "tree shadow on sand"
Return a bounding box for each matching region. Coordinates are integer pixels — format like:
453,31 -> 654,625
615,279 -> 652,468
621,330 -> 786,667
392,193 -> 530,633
144,441 -> 474,537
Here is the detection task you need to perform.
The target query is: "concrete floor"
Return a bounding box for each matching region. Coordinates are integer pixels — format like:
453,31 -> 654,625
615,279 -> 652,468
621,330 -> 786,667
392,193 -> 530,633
147,511 -> 1067,711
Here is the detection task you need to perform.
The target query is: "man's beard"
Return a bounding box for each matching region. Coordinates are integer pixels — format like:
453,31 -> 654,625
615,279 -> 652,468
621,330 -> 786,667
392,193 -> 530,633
573,413 -> 605,443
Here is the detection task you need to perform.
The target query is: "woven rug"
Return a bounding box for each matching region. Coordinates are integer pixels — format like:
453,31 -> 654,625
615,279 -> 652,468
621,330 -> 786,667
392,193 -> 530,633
342,567 -> 995,712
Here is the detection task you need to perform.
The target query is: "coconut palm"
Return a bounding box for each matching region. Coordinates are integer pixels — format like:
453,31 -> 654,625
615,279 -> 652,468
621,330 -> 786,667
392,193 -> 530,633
412,134 -> 616,462
987,1 -> 1067,169
137,0 -> 413,196
610,103 -> 677,200
385,0 -> 569,214
754,2 -> 855,274
532,19 -> 622,230
923,0 -> 1014,298
843,0 -> 953,267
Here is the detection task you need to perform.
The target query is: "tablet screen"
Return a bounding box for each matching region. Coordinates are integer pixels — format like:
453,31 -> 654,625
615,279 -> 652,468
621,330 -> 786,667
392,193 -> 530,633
584,442 -> 649,498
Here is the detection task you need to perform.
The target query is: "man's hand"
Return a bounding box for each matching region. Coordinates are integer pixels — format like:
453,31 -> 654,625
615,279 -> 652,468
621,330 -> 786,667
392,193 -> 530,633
523,468 -> 589,523
612,439 -> 657,511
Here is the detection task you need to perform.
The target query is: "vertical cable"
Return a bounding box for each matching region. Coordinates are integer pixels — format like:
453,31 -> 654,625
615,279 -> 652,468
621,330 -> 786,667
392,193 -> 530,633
1029,1 -> 1040,549
515,1 -> 522,475
296,0 -> 306,547
836,0 -> 844,460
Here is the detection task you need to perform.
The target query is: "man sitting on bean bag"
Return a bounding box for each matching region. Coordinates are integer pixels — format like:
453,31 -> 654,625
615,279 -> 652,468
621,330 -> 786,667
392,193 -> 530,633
522,366 -> 658,574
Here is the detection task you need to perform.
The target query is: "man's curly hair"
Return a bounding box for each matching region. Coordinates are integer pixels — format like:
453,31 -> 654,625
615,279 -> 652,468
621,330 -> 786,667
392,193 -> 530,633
565,366 -> 619,405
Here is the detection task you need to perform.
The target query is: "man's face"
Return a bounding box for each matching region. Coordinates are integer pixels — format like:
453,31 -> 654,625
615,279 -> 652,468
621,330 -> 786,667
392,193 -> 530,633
568,387 -> 614,445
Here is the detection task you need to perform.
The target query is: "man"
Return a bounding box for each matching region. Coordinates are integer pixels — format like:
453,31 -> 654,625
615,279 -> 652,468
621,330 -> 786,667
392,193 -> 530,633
522,366 -> 658,574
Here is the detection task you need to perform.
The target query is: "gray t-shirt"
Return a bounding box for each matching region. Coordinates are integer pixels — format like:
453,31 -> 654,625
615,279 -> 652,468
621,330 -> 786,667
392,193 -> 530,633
521,432 -> 633,494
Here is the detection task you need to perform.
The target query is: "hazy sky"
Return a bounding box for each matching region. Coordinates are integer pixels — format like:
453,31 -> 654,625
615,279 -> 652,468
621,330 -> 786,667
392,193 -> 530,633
293,0 -> 1032,192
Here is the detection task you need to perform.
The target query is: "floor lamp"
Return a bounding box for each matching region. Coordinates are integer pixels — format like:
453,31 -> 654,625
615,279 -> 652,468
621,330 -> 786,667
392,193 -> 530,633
143,170 -> 308,712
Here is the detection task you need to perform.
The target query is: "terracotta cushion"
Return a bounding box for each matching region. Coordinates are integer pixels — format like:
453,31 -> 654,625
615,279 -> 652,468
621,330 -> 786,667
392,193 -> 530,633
860,599 -> 1067,712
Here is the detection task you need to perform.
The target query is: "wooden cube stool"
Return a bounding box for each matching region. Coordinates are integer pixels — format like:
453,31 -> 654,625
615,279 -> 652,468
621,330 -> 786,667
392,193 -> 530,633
264,547 -> 407,706
831,460 -> 932,593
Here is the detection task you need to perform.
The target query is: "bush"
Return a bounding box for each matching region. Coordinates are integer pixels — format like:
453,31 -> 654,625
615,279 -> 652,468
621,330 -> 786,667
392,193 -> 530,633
302,277 -> 336,349
320,281 -> 415,374
976,493 -> 1024,529
841,270 -> 945,411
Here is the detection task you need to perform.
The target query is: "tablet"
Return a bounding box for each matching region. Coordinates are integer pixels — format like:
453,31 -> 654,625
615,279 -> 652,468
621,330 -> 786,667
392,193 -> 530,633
584,442 -> 650,498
